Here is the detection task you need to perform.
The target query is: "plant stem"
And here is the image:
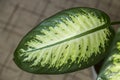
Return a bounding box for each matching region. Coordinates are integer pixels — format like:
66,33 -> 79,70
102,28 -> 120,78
111,21 -> 120,25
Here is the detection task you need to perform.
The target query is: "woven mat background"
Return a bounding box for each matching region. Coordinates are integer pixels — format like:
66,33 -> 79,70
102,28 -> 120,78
0,0 -> 120,80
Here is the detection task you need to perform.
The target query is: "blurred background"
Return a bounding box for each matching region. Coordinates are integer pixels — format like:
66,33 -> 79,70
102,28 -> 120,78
0,0 -> 120,80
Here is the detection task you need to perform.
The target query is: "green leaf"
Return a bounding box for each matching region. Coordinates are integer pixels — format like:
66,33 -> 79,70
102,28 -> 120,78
97,28 -> 120,80
14,7 -> 114,74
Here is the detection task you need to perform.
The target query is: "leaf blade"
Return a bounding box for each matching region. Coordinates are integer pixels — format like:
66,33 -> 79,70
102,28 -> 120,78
14,7 -> 114,74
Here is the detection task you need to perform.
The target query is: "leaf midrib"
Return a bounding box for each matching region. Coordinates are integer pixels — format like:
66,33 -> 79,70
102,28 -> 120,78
23,24 -> 108,53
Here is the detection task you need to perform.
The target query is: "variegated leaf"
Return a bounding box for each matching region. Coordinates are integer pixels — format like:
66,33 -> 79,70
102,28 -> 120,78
14,7 -> 114,74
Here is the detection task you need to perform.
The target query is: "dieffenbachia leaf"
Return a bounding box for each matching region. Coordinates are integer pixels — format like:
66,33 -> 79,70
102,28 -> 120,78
14,7 -> 114,74
97,28 -> 120,80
